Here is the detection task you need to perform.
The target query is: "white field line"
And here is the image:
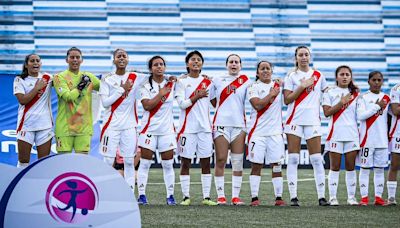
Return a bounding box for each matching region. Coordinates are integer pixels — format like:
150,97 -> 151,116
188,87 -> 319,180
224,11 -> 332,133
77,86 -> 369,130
147,176 -> 328,185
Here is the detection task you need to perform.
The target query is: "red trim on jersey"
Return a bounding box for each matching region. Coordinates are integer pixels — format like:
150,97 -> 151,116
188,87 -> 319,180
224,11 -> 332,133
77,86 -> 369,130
360,94 -> 390,147
17,74 -> 51,133
326,92 -> 359,141
140,81 -> 174,134
100,73 -> 137,140
285,71 -> 321,125
177,77 -> 212,141
389,116 -> 399,140
212,75 -> 249,127
247,82 -> 280,155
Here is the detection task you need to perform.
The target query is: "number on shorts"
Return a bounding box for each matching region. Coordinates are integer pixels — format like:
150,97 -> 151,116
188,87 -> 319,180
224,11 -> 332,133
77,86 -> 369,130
180,136 -> 186,146
250,142 -> 256,151
217,126 -> 224,131
361,148 -> 369,157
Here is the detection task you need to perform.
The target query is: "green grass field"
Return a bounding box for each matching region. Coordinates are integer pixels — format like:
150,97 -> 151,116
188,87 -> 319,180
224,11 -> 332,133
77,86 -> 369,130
138,169 -> 400,227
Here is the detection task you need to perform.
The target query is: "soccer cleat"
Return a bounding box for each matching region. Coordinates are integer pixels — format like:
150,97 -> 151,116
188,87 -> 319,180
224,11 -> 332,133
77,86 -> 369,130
318,198 -> 330,206
374,196 -> 385,206
250,197 -> 260,206
180,197 -> 191,206
290,197 -> 300,206
217,197 -> 227,205
329,197 -> 339,206
385,197 -> 397,206
347,197 -> 359,206
137,194 -> 148,205
166,195 -> 176,205
274,197 -> 286,206
231,197 -> 244,205
202,198 -> 218,206
359,196 -> 369,206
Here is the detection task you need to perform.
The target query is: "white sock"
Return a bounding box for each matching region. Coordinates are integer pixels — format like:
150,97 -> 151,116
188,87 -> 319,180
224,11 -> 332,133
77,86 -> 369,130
328,170 -> 339,199
387,181 -> 397,199
17,161 -> 29,169
374,168 -> 384,198
232,175 -> 242,198
310,153 -> 326,199
345,170 -> 357,199
180,175 -> 190,198
215,176 -> 225,198
272,177 -> 283,198
201,174 -> 212,199
359,168 -> 370,198
124,158 -> 135,195
287,153 -> 299,199
137,158 -> 152,196
249,175 -> 261,198
161,159 -> 175,197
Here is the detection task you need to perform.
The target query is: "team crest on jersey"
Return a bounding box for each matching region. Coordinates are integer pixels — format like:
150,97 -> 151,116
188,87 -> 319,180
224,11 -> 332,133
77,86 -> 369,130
313,75 -> 318,81
201,82 -> 207,89
238,78 -> 243,84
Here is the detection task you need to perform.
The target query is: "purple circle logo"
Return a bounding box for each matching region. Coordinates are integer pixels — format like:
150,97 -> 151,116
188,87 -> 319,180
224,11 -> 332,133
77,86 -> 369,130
45,172 -> 99,224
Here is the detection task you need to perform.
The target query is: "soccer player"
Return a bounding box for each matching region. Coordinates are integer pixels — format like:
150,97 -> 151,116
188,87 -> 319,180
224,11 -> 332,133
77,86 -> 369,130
322,65 -> 360,206
175,50 -> 217,206
137,56 -> 177,205
357,71 -> 390,206
13,54 -> 53,168
387,83 -> 400,205
53,47 -> 100,154
283,46 -> 329,206
99,49 -> 147,193
213,54 -> 251,205
247,60 -> 285,206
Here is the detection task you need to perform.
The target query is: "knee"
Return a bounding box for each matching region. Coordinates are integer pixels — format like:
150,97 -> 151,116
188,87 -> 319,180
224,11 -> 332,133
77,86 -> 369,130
139,158 -> 152,170
310,153 -> 323,166
161,159 -> 174,171
230,153 -> 243,172
288,153 -> 299,165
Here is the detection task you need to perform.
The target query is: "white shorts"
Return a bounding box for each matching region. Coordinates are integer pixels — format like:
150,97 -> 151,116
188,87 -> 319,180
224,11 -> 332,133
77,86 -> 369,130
100,128 -> 137,158
177,132 -> 213,159
325,140 -> 360,154
359,147 -> 389,168
248,134 -> 285,164
213,126 -> 245,143
138,133 -> 177,153
389,137 -> 400,154
17,128 -> 54,146
284,124 -> 321,140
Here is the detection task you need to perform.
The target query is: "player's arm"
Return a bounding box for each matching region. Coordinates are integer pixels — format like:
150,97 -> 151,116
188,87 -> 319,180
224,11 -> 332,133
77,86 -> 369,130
323,92 -> 352,117
174,80 -> 193,109
14,78 -> 47,105
99,78 -> 125,108
53,74 -> 81,102
356,97 -> 381,121
141,85 -> 171,111
249,87 -> 279,111
283,77 -> 313,105
391,103 -> 400,116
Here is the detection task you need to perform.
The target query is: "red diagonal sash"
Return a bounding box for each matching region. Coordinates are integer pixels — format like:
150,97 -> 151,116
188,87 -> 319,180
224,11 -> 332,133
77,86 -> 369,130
140,81 -> 174,134
177,77 -> 212,141
326,92 -> 359,141
212,75 -> 249,126
247,82 -> 280,155
389,116 -> 399,139
100,73 -> 137,140
360,94 -> 390,147
286,71 -> 321,125
17,74 -> 50,133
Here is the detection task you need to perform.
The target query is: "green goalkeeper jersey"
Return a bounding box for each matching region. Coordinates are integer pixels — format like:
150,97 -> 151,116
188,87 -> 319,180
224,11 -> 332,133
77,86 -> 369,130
53,69 -> 100,137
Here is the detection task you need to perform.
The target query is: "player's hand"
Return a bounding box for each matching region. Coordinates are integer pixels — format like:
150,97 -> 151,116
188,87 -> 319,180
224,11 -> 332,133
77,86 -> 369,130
376,98 -> 387,109
168,75 -> 177,82
269,87 -> 280,98
120,79 -> 133,97
300,77 -> 314,89
340,93 -> 352,105
159,85 -> 171,97
273,78 -> 283,86
34,79 -> 47,92
195,89 -> 209,100
77,74 -> 91,91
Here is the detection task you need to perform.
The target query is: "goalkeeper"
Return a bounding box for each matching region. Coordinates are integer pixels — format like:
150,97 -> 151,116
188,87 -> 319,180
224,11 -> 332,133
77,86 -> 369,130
53,47 -> 100,154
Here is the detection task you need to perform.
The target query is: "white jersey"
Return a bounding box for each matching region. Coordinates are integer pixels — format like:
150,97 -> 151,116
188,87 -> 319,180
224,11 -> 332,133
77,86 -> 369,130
175,76 -> 215,134
139,78 -> 175,135
389,84 -> 400,138
247,80 -> 283,138
99,72 -> 148,130
284,69 -> 327,125
322,86 -> 359,141
13,73 -> 53,131
213,74 -> 251,128
357,91 -> 390,148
